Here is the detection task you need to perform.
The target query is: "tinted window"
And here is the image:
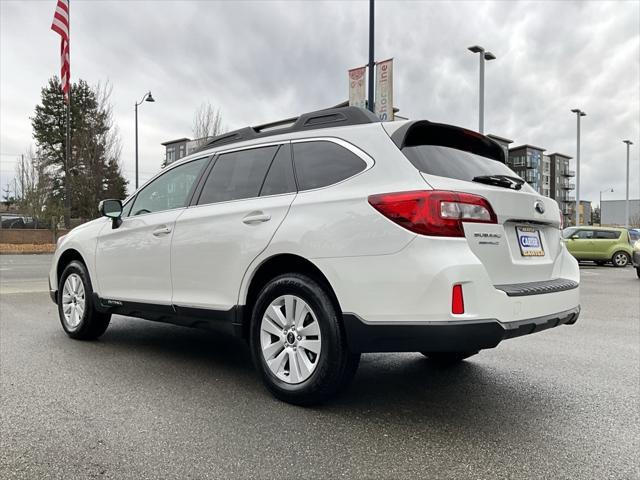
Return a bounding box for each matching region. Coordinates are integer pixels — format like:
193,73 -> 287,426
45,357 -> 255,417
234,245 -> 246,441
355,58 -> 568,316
595,230 -> 620,240
402,145 -> 521,182
130,158 -> 207,216
562,227 -> 579,239
198,146 -> 278,205
293,141 -> 367,191
575,230 -> 594,239
260,144 -> 296,197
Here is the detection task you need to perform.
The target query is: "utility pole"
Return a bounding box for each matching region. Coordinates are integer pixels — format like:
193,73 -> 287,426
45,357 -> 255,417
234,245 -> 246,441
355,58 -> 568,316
367,0 -> 375,114
20,154 -> 25,201
571,109 -> 586,226
623,140 -> 633,228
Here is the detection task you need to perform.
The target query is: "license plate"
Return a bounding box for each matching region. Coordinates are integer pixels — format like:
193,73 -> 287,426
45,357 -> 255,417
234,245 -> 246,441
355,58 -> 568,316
516,226 -> 545,257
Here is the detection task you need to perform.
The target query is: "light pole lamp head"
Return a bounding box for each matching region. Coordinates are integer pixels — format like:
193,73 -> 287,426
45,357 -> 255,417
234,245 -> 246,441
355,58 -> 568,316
468,45 -> 484,54
571,108 -> 586,116
623,140 -> 633,146
146,92 -> 155,103
484,51 -> 496,61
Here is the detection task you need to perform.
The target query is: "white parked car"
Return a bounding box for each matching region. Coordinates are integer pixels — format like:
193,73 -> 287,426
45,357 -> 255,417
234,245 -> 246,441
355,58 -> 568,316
49,107 -> 580,405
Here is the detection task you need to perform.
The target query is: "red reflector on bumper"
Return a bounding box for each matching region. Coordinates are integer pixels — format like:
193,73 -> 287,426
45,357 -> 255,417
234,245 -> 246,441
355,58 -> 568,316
452,284 -> 465,314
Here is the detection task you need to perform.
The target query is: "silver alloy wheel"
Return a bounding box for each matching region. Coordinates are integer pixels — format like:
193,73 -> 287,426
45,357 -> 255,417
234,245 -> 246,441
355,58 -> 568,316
614,252 -> 629,267
260,294 -> 322,384
62,273 -> 86,330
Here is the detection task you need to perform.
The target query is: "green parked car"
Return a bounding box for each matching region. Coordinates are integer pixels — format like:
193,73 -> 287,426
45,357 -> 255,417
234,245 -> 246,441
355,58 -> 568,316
562,226 -> 634,267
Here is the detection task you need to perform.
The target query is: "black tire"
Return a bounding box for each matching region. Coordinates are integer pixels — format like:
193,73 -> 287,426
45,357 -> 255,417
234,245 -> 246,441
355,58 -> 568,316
636,267 -> 640,279
611,251 -> 630,268
57,260 -> 111,340
249,273 -> 360,406
420,351 -> 478,365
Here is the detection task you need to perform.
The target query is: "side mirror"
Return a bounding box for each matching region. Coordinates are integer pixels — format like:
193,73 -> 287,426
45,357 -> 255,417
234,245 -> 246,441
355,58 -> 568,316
98,199 -> 123,228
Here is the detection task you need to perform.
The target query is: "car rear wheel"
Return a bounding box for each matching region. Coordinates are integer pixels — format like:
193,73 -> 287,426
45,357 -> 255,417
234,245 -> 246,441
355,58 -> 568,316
58,261 -> 111,340
421,351 -> 478,364
250,273 -> 360,406
611,251 -> 630,268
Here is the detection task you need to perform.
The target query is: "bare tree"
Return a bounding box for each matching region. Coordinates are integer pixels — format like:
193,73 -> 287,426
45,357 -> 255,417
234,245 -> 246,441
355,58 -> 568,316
15,147 -> 51,222
192,102 -> 224,146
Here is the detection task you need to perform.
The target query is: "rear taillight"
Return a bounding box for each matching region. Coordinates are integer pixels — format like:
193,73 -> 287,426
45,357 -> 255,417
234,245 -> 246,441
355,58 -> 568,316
559,210 -> 564,230
368,190 -> 497,237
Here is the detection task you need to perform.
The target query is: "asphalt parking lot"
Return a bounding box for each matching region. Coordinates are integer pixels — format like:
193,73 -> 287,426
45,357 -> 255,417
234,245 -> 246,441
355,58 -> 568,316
1,255 -> 638,479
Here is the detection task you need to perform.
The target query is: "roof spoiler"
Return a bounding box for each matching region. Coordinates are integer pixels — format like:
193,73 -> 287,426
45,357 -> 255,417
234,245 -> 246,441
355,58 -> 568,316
390,120 -> 506,163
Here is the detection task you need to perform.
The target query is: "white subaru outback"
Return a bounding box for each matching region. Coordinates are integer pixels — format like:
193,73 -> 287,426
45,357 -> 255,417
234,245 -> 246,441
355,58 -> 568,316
49,106 -> 580,405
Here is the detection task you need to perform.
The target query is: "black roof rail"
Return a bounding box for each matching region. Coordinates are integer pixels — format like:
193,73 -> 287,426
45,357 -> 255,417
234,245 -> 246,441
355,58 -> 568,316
196,106 -> 380,152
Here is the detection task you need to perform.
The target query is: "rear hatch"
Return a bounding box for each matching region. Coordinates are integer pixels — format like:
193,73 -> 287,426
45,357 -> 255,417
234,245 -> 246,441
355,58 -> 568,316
390,121 -> 562,285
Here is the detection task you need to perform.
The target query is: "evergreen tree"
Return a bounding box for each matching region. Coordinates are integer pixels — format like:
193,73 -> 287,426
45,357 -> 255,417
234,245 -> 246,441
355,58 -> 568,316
30,77 -> 127,225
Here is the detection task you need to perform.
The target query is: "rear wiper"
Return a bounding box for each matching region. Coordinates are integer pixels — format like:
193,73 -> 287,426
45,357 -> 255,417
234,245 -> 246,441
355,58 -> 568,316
472,175 -> 524,190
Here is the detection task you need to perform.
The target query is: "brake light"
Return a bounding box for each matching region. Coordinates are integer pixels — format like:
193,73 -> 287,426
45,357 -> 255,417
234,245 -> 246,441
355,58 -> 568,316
452,284 -> 465,314
368,190 -> 497,237
559,210 -> 564,230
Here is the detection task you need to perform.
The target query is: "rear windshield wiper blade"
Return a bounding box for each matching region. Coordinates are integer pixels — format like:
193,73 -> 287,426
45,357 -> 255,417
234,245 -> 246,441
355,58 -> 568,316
472,175 -> 524,190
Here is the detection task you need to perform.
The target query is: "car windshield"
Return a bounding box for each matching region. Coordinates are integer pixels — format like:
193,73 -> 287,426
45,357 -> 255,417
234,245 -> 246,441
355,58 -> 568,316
562,227 -> 579,239
402,145 -> 522,183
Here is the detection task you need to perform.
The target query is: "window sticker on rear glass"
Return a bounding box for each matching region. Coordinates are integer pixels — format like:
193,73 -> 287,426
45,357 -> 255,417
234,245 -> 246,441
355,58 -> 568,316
516,226 -> 545,257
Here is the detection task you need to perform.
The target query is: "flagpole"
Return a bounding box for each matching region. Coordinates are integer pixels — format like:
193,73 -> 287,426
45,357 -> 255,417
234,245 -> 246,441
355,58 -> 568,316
63,1 -> 71,229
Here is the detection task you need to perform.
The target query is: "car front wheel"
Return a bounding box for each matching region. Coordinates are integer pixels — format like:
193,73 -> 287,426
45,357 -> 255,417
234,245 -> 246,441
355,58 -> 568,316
58,260 -> 111,340
611,251 -> 630,268
250,273 -> 360,406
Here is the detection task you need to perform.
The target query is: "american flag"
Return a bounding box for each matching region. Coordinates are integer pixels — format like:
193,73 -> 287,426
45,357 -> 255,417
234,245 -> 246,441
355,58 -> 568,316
51,0 -> 70,102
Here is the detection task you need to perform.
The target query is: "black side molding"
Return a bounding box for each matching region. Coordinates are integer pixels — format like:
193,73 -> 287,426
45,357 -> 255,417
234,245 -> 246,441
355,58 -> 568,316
494,278 -> 578,297
342,307 -> 580,353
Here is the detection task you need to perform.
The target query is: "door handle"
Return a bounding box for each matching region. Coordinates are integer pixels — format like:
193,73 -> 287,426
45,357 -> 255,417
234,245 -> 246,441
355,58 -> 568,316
242,212 -> 271,224
152,226 -> 172,236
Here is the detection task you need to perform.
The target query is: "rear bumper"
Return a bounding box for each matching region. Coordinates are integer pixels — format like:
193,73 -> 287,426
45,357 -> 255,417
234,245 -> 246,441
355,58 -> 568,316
342,306 -> 580,353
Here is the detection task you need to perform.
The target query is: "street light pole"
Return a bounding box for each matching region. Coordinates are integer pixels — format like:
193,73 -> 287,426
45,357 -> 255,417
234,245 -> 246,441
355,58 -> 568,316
134,91 -> 155,190
623,140 -> 633,228
367,0 -> 375,113
468,45 -> 496,134
571,109 -> 586,226
600,188 -> 613,226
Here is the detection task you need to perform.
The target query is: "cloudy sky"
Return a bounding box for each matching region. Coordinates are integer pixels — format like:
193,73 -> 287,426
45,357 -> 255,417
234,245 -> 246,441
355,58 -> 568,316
1,0 -> 639,206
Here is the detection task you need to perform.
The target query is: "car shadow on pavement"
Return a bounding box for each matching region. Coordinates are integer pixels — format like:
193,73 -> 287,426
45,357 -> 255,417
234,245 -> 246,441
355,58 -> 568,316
92,316 -> 570,432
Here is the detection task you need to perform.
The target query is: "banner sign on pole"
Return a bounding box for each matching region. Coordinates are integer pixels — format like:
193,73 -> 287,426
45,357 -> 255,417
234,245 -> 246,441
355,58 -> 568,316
348,66 -> 367,109
375,58 -> 394,121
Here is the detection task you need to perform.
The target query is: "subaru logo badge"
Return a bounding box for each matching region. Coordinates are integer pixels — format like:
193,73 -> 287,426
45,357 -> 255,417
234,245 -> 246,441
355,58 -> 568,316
534,201 -> 545,214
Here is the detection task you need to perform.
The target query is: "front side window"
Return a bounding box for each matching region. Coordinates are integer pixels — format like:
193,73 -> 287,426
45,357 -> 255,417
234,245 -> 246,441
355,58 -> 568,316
293,141 -> 367,191
575,229 -> 594,239
198,146 -> 278,205
130,158 -> 207,216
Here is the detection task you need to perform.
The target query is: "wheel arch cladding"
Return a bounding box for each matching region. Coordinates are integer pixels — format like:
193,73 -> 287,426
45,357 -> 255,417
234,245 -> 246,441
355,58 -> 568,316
242,254 -> 342,340
57,249 -> 87,286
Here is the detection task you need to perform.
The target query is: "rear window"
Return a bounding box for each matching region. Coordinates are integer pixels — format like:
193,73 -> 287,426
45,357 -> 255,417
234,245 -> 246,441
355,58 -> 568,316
198,146 -> 277,205
402,145 -> 521,182
595,230 -> 621,240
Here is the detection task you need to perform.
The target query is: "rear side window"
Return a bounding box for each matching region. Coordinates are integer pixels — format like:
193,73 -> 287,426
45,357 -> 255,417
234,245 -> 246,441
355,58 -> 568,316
595,230 -> 620,240
293,141 -> 366,191
402,145 -> 520,182
198,146 -> 277,205
260,144 -> 296,197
